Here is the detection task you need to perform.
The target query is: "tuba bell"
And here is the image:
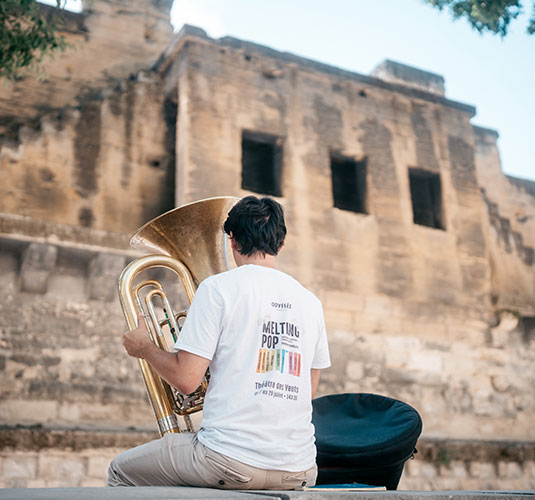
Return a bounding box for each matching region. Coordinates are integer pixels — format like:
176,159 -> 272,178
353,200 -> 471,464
118,196 -> 239,436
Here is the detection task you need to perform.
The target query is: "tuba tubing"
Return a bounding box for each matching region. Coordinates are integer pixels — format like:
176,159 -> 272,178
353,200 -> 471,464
118,254 -> 196,435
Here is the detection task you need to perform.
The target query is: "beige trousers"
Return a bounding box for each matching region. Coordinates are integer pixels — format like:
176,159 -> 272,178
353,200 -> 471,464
108,432 -> 317,490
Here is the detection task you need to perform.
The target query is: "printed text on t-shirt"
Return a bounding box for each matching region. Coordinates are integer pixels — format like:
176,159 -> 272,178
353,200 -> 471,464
254,380 -> 300,400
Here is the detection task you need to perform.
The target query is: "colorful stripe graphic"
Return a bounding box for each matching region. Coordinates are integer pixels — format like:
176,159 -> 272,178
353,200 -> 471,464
256,349 -> 263,373
289,352 -> 294,375
256,348 -> 301,377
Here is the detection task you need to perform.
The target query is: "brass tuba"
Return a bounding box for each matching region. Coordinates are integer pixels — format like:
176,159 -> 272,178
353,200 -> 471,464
118,196 -> 238,436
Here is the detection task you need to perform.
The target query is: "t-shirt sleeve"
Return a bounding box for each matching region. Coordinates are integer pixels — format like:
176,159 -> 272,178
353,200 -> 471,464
312,305 -> 331,369
174,279 -> 224,361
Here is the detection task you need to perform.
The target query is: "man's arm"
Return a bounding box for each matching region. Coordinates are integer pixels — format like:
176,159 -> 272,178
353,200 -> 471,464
122,314 -> 210,395
311,369 -> 321,399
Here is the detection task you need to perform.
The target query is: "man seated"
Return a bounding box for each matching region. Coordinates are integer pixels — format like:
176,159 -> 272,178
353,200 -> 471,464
108,195 -> 331,489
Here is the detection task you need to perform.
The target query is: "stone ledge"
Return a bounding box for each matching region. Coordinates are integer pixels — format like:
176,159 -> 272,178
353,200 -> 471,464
0,487 -> 533,500
0,212 -> 133,254
416,439 -> 535,465
1,426 -> 533,465
0,426 -> 158,452
159,25 -> 476,116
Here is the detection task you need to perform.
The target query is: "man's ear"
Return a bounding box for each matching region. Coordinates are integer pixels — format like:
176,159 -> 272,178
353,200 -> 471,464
230,236 -> 240,251
279,239 -> 285,251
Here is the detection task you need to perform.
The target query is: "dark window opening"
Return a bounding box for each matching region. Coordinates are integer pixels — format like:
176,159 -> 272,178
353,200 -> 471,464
241,131 -> 282,197
330,155 -> 367,214
409,168 -> 444,229
518,316 -> 535,344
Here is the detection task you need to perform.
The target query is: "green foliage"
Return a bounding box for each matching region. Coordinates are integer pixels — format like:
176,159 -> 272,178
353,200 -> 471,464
0,0 -> 69,80
424,0 -> 535,35
528,1 -> 535,32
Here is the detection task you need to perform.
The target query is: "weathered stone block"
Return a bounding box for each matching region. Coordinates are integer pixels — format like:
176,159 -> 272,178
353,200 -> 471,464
19,243 -> 57,294
371,60 -> 446,96
431,477 -> 462,490
4,478 -> 28,488
469,461 -> 495,479
0,400 -> 59,425
385,348 -> 408,369
47,275 -> 87,299
328,329 -> 356,346
460,477 -> 485,490
383,367 -> 418,385
398,476 -> 424,490
490,374 -> 510,393
495,477 -> 533,490
46,479 -> 80,487
498,460 -> 523,479
0,251 -> 18,286
324,291 -> 364,313
80,477 -> 107,487
439,460 -> 467,478
26,479 -> 47,488
3,454 -> 37,479
490,311 -> 519,348
345,360 -> 364,381
419,462 -> 437,478
38,454 -> 86,482
58,402 -> 81,422
364,294 -> 401,317
324,309 -> 354,331
404,458 -> 420,477
88,253 -> 126,301
87,455 -> 113,478
408,351 -> 443,373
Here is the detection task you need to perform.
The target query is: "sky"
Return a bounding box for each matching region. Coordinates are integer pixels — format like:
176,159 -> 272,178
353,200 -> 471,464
169,0 -> 534,181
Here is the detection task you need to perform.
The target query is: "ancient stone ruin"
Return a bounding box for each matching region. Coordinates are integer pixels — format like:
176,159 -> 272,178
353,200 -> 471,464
0,0 -> 533,490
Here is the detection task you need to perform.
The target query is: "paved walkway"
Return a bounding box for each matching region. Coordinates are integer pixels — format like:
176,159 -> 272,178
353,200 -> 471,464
0,488 -> 533,500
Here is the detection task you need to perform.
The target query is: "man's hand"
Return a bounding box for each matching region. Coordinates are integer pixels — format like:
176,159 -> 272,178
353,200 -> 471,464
123,314 -> 154,359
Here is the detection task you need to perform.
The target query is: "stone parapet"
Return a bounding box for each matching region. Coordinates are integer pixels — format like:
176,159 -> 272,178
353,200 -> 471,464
159,25 -> 476,116
0,213 -> 131,253
0,427 -> 534,491
0,426 -> 158,452
371,60 -> 446,96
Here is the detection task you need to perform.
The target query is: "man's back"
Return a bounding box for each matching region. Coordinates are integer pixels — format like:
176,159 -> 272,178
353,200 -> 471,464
176,264 -> 331,470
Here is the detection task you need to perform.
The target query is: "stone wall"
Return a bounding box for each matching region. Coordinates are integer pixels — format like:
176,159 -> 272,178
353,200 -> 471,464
473,126 -> 534,316
0,74 -> 176,233
401,439 -> 535,490
0,216 -> 154,430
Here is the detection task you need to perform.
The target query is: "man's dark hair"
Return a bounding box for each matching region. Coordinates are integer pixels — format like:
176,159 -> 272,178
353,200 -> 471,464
224,196 -> 287,256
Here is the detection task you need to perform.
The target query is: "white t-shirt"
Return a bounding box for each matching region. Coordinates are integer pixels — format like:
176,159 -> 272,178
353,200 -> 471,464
174,264 -> 331,471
